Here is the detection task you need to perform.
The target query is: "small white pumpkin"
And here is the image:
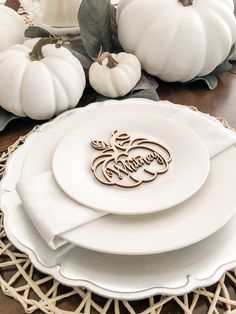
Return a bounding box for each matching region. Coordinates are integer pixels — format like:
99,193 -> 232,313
89,52 -> 141,98
117,0 -> 236,82
0,5 -> 26,52
0,37 -> 86,120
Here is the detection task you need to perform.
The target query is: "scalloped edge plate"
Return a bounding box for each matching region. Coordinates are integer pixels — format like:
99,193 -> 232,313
1,99 -> 236,300
20,99 -> 235,255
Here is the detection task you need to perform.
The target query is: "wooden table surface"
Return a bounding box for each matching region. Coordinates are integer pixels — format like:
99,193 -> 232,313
0,1 -> 236,313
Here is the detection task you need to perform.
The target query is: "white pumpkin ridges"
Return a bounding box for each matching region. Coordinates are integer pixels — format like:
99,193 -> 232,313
93,66 -> 117,97
42,56 -> 84,112
0,54 -> 29,117
137,8 -> 206,81
118,0 -> 169,54
0,6 -> 26,52
89,52 -> 141,98
197,9 -> 234,76
44,67 -> 69,115
116,57 -> 141,90
117,0 -> 139,21
117,0 -> 236,82
21,61 -> 57,120
213,0 -> 235,10
108,69 -> 124,98
0,39 -> 86,120
110,66 -> 135,97
0,50 -> 29,117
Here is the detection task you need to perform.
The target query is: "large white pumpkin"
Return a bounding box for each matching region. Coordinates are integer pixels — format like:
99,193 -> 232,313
0,5 -> 26,52
0,38 -> 86,120
117,0 -> 236,82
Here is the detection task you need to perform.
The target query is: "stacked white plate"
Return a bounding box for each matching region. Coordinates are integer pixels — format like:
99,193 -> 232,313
1,98 -> 236,300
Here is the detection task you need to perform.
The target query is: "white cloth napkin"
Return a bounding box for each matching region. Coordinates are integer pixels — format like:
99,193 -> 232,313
17,172 -> 105,249
16,101 -> 236,249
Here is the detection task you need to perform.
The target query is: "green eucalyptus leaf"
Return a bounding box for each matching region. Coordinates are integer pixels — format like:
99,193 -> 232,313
112,34 -> 123,53
69,36 -> 88,56
96,88 -> 159,102
132,72 -> 159,93
129,88 -> 160,101
110,4 -> 123,52
0,108 -> 25,132
185,74 -> 218,90
78,0 -> 112,59
67,47 -> 93,70
110,3 -> 117,27
229,43 -> 236,61
25,26 -> 52,39
229,43 -> 235,55
96,95 -> 110,102
66,36 -> 93,69
111,31 -> 124,52
213,59 -> 232,74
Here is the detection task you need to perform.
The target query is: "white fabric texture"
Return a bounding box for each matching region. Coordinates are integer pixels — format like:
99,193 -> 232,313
16,101 -> 236,249
17,172 -> 105,249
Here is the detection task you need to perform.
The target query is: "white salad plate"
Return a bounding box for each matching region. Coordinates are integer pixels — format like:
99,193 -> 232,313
53,111 -> 210,215
3,98 -> 236,255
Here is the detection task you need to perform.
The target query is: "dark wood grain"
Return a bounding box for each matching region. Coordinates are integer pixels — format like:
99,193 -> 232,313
158,66 -> 236,127
0,119 -> 37,153
0,1 -> 236,313
5,0 -> 20,10
0,291 -> 28,314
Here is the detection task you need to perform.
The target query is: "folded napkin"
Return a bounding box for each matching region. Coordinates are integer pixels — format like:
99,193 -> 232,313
16,101 -> 236,249
17,172 -> 105,249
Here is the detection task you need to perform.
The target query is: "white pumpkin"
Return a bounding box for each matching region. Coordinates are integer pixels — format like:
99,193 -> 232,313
89,52 -> 141,98
117,0 -> 236,82
0,37 -> 86,120
0,5 -> 26,52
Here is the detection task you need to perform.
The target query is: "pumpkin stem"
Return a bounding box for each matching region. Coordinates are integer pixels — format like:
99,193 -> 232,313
29,36 -> 70,61
179,0 -> 193,6
96,52 -> 119,69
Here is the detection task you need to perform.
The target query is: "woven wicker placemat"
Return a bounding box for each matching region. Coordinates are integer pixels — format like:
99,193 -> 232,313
0,115 -> 236,314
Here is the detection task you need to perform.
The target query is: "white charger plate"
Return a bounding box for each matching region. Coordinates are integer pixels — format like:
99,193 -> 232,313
53,112 -> 209,215
1,99 -> 236,299
1,170 -> 236,300
16,99 -> 236,255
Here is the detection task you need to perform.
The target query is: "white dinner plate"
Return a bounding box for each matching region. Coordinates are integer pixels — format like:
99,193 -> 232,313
52,112 -> 209,215
17,99 -> 236,255
1,172 -> 236,300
